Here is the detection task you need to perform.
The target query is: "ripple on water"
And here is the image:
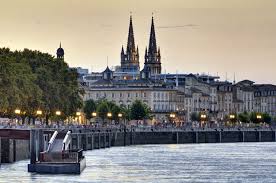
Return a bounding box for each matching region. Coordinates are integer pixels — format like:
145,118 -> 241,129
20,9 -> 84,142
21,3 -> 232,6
1,143 -> 276,183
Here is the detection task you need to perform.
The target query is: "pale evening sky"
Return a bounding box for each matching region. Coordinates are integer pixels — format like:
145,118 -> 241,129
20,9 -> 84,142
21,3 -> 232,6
0,0 -> 275,84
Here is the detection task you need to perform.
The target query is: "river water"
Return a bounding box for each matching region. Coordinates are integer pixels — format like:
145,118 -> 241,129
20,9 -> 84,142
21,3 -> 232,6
1,143 -> 276,183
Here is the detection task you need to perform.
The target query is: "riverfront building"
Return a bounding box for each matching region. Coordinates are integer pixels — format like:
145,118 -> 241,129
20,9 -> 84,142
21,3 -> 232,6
79,15 -> 276,124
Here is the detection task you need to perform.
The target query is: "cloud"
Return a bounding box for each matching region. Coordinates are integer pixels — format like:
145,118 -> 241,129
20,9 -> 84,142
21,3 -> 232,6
157,24 -> 199,29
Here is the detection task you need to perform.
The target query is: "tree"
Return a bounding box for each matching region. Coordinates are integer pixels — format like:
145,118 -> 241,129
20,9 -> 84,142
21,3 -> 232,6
83,99 -> 97,119
130,100 -> 150,120
250,112 -> 258,123
263,113 -> 272,124
0,48 -> 83,124
238,112 -> 250,123
96,101 -> 110,122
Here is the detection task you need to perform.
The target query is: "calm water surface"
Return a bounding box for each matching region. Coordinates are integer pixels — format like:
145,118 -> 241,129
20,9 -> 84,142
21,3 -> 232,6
1,143 -> 276,183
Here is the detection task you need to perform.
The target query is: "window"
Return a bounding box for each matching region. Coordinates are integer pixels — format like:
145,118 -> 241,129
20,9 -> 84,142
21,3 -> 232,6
120,93 -> 123,98
112,93 -> 115,98
128,93 -> 130,98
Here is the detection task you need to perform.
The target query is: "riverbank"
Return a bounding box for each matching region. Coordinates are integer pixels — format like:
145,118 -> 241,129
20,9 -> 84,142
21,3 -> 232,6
1,128 -> 276,164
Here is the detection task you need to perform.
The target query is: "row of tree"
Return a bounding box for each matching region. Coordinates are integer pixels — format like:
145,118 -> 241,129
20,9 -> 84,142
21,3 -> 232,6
0,48 -> 83,124
83,99 -> 151,122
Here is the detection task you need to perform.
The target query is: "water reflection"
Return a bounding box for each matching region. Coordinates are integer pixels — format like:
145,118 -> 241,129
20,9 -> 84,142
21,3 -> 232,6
1,143 -> 276,182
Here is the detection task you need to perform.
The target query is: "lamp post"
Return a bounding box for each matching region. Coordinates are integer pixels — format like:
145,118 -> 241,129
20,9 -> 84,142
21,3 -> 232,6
76,112 -> 81,125
14,109 -> 21,125
169,113 -> 176,126
118,113 -> 123,126
107,112 -> 112,125
200,114 -> 207,127
55,110 -> 61,127
257,114 -> 262,124
36,110 -> 43,125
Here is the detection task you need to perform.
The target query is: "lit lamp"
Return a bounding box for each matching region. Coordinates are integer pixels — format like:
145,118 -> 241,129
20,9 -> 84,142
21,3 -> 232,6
118,113 -> 123,118
170,113 -> 176,118
92,112 -> 97,117
56,111 -> 61,116
229,114 -> 235,119
200,114 -> 207,121
76,112 -> 81,116
257,115 -> 262,120
15,109 -> 21,114
107,112 -> 112,118
36,110 -> 42,115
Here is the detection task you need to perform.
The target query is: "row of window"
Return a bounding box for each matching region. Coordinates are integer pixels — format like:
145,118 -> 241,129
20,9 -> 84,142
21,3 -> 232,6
94,92 -> 147,98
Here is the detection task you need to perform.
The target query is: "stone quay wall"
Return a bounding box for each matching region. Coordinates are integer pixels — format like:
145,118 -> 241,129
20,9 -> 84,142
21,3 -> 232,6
70,129 -> 276,151
1,129 -> 276,164
0,138 -> 30,163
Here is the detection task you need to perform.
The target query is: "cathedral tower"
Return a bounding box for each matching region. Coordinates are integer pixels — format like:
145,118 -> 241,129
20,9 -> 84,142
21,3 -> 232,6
120,15 -> 140,72
144,16 -> 161,75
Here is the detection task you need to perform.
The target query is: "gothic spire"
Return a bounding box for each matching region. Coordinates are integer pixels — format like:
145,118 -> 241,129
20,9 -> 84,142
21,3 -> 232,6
148,16 -> 157,54
127,15 -> 135,52
121,45 -> 124,54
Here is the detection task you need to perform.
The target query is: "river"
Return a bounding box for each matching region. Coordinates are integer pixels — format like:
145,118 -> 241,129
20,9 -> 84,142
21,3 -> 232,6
1,143 -> 276,183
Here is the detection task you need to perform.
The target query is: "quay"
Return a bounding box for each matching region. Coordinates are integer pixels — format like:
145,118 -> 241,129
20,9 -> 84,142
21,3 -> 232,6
1,127 -> 276,171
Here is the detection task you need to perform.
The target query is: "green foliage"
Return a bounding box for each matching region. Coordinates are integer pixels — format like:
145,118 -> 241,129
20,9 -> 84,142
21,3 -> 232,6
0,48 -> 83,121
238,112 -> 250,123
96,101 -> 110,121
129,100 -> 150,120
83,99 -> 97,119
249,112 -> 258,123
263,113 -> 272,124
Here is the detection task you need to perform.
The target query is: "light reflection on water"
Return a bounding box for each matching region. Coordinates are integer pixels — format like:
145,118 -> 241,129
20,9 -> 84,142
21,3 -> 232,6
1,143 -> 276,182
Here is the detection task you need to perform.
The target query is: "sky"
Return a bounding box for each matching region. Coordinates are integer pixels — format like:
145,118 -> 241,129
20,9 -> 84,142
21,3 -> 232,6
0,0 -> 276,84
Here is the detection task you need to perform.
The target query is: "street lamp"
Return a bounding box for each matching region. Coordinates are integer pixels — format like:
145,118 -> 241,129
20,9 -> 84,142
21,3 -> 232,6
200,114 -> 207,120
200,114 -> 207,127
36,110 -> 42,115
229,114 -> 235,119
107,112 -> 112,118
76,112 -> 81,116
169,113 -> 176,125
170,113 -> 176,118
256,114 -> 262,120
92,112 -> 97,117
15,109 -> 21,114
118,113 -> 123,118
56,111 -> 61,116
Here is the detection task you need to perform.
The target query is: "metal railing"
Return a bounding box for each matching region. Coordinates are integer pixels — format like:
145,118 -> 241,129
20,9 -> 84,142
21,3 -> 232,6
62,131 -> 72,151
39,149 -> 83,163
47,131 -> 58,152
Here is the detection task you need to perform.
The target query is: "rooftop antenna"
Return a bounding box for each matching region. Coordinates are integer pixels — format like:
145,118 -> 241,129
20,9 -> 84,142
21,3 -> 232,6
225,72 -> 228,82
234,72 -> 236,84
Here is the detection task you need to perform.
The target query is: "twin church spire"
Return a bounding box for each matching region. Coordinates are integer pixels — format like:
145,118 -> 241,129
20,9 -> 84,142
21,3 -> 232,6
121,15 -> 161,75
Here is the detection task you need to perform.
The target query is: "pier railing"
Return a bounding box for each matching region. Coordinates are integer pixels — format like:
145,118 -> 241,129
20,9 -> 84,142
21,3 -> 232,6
39,149 -> 83,163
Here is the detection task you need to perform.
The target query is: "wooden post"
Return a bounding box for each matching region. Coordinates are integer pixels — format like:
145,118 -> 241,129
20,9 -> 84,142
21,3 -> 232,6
219,131 -> 222,143
258,131 -> 261,142
176,132 -> 179,144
